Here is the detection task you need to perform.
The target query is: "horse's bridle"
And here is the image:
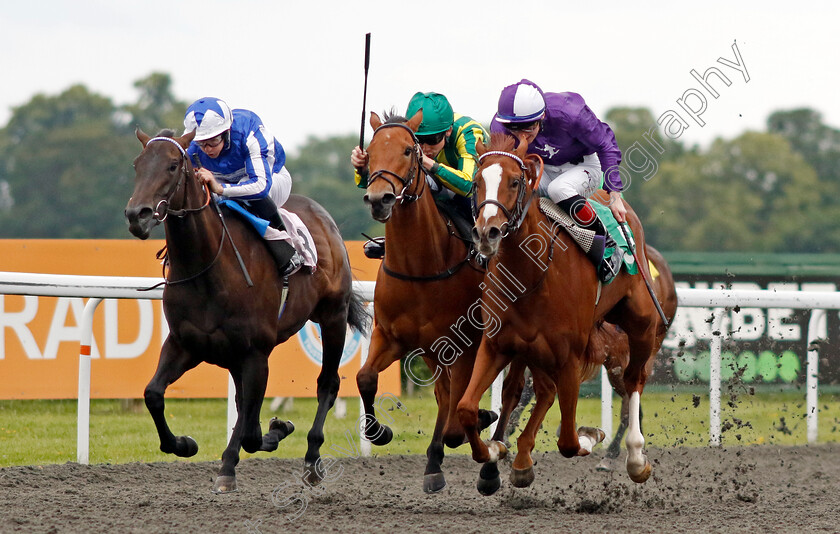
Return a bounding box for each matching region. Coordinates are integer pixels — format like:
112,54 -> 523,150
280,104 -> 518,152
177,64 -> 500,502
366,123 -> 426,203
473,150 -> 541,236
144,136 -> 210,222
138,137 -> 242,289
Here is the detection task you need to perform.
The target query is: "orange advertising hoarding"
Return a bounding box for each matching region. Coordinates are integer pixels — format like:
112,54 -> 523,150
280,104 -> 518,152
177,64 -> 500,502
0,240 -> 397,399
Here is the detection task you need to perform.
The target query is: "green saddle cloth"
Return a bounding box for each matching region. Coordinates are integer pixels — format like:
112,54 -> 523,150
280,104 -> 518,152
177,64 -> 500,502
588,199 -> 639,276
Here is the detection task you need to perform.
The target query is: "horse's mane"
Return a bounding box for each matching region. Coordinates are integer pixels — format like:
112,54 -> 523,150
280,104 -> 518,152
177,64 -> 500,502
383,108 -> 407,124
486,132 -> 518,152
155,128 -> 177,138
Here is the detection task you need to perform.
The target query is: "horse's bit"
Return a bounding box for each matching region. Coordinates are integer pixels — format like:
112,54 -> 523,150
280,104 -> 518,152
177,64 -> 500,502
144,136 -> 209,221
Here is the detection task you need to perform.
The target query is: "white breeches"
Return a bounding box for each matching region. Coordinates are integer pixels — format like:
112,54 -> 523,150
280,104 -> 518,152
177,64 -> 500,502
539,154 -> 602,202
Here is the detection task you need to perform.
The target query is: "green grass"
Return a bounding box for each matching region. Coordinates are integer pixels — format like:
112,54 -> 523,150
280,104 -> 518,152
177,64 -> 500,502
1,389 -> 838,467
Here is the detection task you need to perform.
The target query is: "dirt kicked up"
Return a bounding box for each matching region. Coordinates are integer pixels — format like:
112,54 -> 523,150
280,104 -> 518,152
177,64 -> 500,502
1,444 -> 838,533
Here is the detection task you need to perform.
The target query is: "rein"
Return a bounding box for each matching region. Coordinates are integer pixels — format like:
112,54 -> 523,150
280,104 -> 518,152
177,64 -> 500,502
139,137 -> 250,289
145,137 -> 211,221
367,122 -> 481,282
474,149 -> 555,296
473,150 -> 543,237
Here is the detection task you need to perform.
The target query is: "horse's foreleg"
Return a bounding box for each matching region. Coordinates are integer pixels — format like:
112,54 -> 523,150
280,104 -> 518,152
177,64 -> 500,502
423,362 -> 451,494
555,356 -> 605,458
509,369 -> 555,488
303,316 -> 345,486
144,338 -> 200,458
456,343 -> 511,467
356,328 -> 401,446
214,356 -> 269,494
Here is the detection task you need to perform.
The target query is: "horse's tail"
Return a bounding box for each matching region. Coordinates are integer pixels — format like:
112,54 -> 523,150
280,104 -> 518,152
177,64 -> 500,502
347,287 -> 372,335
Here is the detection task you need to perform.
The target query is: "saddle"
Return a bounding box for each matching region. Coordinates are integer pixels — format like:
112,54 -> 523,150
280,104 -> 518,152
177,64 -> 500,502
538,197 -> 639,280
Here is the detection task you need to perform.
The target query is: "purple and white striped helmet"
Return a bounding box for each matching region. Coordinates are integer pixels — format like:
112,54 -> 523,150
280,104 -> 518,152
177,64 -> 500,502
495,79 -> 546,124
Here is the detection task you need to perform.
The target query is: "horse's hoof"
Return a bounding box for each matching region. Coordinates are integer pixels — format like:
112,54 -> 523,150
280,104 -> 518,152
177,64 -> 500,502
596,457 -> 617,472
628,458 -> 652,483
423,472 -> 447,494
477,462 -> 501,496
577,426 -> 607,456
367,424 -> 393,446
477,409 -> 499,432
477,474 -> 501,496
510,466 -> 535,488
212,475 -> 238,494
174,436 -> 198,458
485,440 -> 508,462
270,417 -> 296,436
304,461 -> 323,486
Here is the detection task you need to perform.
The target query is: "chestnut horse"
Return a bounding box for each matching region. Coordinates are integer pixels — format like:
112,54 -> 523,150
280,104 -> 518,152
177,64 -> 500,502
498,244 -> 677,472
357,111 -> 494,493
125,129 -> 368,493
458,134 -> 667,494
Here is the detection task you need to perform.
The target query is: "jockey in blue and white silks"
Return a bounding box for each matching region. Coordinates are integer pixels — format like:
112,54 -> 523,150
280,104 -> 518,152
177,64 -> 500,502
184,97 -> 302,276
185,98 -> 292,208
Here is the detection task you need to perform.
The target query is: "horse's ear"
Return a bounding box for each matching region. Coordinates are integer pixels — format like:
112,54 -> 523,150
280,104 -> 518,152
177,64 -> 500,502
524,154 -> 544,188
136,128 -> 151,147
407,109 -> 423,132
513,133 -> 530,158
370,111 -> 382,131
476,138 -> 487,157
178,129 -> 196,150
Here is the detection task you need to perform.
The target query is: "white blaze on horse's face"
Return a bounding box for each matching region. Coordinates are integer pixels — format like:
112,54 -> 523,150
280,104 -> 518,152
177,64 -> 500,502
478,163 -> 503,222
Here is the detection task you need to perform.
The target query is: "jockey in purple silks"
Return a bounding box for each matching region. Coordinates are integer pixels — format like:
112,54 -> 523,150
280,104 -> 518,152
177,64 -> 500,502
490,79 -> 626,283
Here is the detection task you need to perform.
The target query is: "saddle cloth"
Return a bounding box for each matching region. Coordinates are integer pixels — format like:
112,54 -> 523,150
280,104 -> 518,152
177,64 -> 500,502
538,197 -> 638,275
218,199 -> 318,271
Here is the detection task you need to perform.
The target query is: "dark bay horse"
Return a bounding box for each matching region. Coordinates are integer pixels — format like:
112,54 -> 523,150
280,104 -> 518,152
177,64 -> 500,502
498,244 -> 677,472
458,134 -> 667,494
357,111 -> 494,493
125,129 -> 368,493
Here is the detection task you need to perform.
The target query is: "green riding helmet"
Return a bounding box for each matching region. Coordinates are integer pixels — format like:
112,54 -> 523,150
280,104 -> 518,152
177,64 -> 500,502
406,92 -> 454,135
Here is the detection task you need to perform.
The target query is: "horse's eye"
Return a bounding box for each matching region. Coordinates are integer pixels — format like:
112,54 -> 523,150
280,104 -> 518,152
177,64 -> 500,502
404,147 -> 412,156
511,179 -> 520,188
169,163 -> 178,173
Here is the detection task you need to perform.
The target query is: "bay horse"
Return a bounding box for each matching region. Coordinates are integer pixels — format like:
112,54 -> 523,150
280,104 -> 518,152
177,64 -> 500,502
498,244 -> 677,472
457,133 -> 667,494
125,129 -> 368,493
357,111 -> 495,493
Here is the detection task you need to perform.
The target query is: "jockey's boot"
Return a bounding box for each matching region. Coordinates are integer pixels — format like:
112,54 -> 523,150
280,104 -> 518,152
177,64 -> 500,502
556,195 -> 624,284
363,236 -> 385,260
266,238 -> 304,277
258,203 -> 304,276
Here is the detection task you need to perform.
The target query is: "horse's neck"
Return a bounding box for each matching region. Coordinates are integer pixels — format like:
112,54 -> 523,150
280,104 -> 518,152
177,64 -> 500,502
384,191 -> 456,271
164,196 -> 223,279
493,207 -> 574,288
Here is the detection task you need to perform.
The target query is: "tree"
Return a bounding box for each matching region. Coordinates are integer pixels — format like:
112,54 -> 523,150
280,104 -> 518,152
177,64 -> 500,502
643,131 -> 822,252
287,134 -> 382,240
767,108 -> 840,251
123,72 -> 188,133
0,85 -> 137,238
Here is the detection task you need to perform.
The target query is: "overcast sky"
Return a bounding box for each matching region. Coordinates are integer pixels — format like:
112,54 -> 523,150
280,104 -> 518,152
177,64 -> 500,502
2,1 -> 837,155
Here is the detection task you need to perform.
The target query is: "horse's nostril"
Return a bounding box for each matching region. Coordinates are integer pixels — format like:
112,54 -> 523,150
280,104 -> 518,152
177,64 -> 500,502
363,195 -> 372,206
381,194 -> 397,207
471,227 -> 480,242
488,227 -> 501,241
